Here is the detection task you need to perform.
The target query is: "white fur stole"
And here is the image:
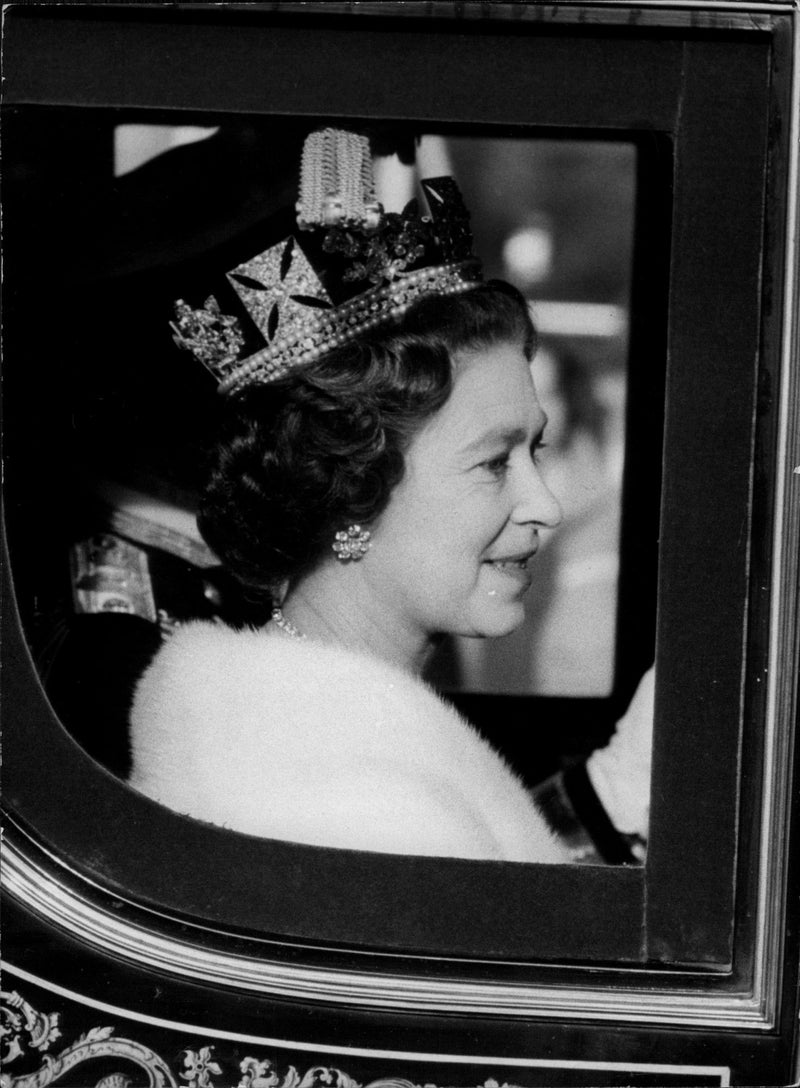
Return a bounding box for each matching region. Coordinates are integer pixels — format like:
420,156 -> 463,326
129,622 -> 568,863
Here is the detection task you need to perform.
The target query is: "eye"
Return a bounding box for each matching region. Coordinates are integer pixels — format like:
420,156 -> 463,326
531,439 -> 548,464
480,453 -> 511,478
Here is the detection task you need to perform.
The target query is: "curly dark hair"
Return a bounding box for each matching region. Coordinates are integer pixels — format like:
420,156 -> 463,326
198,281 -> 535,600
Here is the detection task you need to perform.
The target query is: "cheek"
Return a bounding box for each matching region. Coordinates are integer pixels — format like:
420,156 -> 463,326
375,513 -> 473,599
378,473 -> 457,551
412,514 -> 499,597
454,493 -> 509,557
374,473 -> 507,591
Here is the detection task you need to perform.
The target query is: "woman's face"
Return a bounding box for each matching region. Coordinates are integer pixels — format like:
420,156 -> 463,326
362,339 -> 562,643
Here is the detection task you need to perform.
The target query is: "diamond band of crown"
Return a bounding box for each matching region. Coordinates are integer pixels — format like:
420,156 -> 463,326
218,258 -> 479,395
171,130 -> 482,396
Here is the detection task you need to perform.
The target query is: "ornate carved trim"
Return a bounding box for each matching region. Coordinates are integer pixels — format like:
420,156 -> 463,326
1,990 -> 175,1088
0,835 -> 772,1029
2,991 -> 588,1088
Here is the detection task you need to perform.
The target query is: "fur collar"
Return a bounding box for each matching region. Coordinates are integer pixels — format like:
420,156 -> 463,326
129,621 -> 568,863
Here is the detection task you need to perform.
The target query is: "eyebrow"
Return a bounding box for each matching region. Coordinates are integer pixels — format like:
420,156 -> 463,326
461,418 -> 547,455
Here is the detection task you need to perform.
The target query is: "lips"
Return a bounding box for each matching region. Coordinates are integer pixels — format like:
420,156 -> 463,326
484,548 -> 538,582
486,548 -> 537,567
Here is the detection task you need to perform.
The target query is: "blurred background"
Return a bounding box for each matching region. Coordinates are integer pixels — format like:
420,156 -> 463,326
443,136 -> 634,697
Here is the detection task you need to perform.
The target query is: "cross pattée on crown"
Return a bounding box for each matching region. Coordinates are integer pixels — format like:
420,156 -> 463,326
226,236 -> 332,349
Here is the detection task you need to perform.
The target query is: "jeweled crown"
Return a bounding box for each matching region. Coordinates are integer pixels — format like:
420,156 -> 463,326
171,128 -> 482,395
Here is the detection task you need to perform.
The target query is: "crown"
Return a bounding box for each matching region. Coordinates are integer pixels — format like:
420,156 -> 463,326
171,128 -> 482,395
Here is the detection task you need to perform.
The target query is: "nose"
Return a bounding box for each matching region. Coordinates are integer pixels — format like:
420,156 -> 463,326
511,461 -> 563,529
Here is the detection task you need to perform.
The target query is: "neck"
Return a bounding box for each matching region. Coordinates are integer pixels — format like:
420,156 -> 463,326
279,561 -> 435,675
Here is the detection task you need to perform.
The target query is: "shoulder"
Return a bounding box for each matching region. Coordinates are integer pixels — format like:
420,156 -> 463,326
131,620 -> 463,742
128,622 -> 451,786
128,622 -> 567,863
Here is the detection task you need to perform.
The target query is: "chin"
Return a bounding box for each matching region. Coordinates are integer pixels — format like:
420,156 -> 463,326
472,601 -> 527,639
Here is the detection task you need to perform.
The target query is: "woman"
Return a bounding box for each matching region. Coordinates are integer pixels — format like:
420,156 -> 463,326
129,130 -> 651,863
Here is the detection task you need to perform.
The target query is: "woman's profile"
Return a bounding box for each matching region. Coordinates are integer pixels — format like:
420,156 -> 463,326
128,128 -> 652,863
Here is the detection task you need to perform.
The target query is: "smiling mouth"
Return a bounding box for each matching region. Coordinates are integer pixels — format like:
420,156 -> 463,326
485,551 -> 537,576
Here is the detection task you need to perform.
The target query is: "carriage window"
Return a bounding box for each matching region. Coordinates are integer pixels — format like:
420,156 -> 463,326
6,112 -> 646,814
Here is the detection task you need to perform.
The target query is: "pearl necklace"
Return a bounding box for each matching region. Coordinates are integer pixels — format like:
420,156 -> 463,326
271,607 -> 306,641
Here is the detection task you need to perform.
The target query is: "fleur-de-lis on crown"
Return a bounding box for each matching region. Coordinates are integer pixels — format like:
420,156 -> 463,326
171,297 -> 245,380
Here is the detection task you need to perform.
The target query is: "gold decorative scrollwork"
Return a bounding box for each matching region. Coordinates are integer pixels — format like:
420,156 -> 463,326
231,1060 -> 363,1088
1,993 -> 176,1088
1,992 -> 520,1088
1,990 -> 61,1067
